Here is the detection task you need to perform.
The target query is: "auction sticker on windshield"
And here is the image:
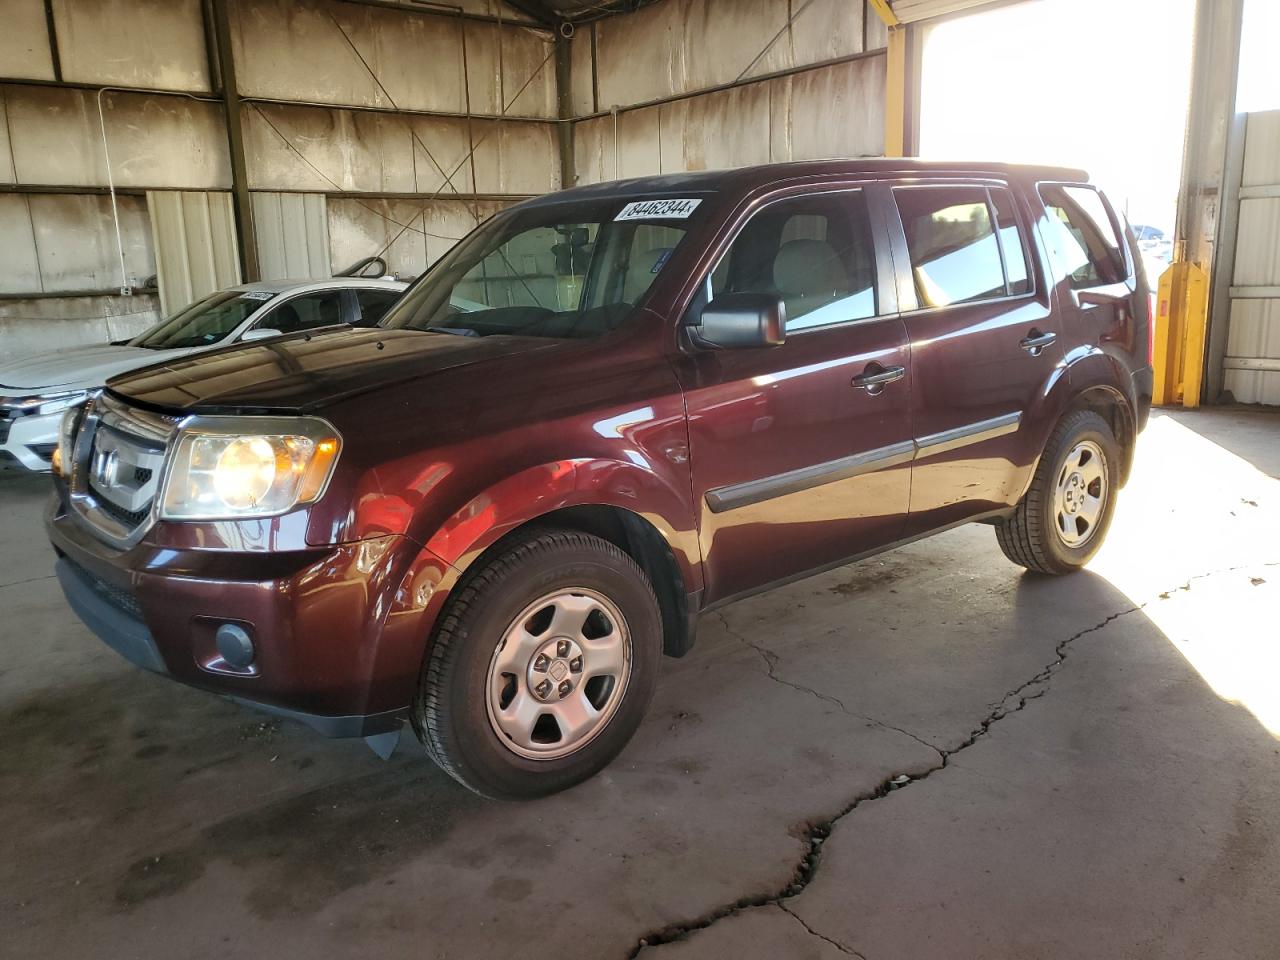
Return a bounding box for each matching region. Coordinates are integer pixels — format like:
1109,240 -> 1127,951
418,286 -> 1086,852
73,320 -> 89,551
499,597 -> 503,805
240,292 -> 274,301
615,199 -> 701,221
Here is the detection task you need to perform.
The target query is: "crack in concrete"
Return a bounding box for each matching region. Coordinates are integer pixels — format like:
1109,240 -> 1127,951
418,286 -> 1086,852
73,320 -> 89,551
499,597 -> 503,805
778,902 -> 866,958
628,591 -> 1164,957
717,612 -> 946,758
0,573 -> 56,591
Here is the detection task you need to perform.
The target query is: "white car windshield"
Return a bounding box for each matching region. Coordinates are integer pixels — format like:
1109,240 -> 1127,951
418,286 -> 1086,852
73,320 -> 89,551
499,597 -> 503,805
133,291 -> 275,350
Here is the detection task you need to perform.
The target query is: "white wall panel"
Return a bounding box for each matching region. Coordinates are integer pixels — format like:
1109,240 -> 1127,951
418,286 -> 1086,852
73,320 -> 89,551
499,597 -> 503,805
252,192 -> 331,281
51,0 -> 211,91
0,195 -> 43,295
0,0 -> 55,81
4,85 -> 229,189
26,194 -> 154,293
148,191 -> 241,314
573,55 -> 885,185
0,295 -> 160,365
589,0 -> 871,110
231,0 -> 554,119
243,103 -> 557,196
1222,110 -> 1280,404
327,197 -> 508,281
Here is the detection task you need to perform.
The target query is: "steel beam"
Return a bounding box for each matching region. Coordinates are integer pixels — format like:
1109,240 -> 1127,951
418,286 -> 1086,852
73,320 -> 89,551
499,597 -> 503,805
209,0 -> 259,281
1154,0 -> 1245,407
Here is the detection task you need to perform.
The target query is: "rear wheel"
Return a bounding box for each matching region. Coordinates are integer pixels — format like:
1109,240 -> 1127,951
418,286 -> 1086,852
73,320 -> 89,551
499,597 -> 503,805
412,529 -> 662,799
996,410 -> 1121,575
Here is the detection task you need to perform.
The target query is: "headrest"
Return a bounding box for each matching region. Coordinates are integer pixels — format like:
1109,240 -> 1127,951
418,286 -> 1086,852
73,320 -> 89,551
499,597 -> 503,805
773,238 -> 849,298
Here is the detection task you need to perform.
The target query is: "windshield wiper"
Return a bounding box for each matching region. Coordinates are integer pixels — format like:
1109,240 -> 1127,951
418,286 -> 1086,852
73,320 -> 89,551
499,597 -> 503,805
424,326 -> 480,338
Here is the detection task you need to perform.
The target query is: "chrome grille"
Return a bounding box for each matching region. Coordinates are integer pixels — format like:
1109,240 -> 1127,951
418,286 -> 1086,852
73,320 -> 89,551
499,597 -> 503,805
69,392 -> 183,547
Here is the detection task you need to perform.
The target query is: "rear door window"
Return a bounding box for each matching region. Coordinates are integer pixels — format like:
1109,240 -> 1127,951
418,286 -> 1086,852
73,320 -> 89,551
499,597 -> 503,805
894,186 -> 1008,308
263,291 -> 345,334
710,191 -> 878,332
1038,184 -> 1126,288
354,289 -> 402,325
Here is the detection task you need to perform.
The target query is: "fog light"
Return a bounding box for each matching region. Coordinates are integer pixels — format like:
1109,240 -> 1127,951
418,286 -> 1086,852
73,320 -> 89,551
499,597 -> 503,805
215,623 -> 255,669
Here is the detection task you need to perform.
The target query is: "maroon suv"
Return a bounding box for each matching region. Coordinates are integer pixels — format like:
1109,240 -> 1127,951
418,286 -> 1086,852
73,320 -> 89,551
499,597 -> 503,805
47,160 -> 1152,798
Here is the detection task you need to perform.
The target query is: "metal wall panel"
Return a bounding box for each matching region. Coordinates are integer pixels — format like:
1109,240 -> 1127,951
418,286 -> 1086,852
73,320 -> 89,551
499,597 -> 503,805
0,193 -> 158,297
572,56 -> 885,185
1221,110 -> 1280,404
0,0 -> 55,81
252,192 -> 331,280
242,102 -> 557,195
0,195 -> 44,295
0,295 -> 160,365
890,0 -> 1002,23
590,0 -> 871,109
147,191 -> 241,315
326,197 -> 508,281
0,91 -> 16,184
3,85 -> 230,189
230,0 -> 555,119
50,0 -> 211,92
1242,110 -> 1280,188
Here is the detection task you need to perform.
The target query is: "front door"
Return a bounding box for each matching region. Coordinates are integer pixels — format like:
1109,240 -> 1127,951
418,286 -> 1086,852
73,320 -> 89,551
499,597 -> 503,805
673,188 -> 913,604
883,181 -> 1062,534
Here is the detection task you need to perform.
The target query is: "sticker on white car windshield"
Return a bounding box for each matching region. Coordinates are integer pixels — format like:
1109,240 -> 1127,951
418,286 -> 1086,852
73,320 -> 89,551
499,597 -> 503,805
614,198 -> 701,221
239,291 -> 274,301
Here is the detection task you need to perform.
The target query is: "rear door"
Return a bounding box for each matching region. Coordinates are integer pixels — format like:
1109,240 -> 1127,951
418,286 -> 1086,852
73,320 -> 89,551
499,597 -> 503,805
673,186 -> 913,604
883,180 -> 1061,534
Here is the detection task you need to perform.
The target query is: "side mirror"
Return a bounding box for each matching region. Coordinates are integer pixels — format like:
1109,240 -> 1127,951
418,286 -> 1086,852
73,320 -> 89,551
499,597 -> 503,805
688,292 -> 786,349
240,327 -> 283,342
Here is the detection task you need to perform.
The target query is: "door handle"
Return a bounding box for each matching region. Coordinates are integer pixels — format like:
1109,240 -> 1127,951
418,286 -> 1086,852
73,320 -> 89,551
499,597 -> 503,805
1019,330 -> 1057,356
851,363 -> 906,394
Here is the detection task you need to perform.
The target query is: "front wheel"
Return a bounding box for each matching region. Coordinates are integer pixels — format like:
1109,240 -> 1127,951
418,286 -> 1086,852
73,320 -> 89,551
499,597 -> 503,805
412,529 -> 662,799
995,409 -> 1121,575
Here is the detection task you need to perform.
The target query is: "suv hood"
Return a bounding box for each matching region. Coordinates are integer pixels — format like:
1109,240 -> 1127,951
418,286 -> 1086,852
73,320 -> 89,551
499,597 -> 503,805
0,343 -> 173,393
107,327 -> 556,414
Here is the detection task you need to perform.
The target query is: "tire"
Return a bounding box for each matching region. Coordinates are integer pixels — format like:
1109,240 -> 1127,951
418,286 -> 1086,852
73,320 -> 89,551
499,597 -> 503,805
996,410 -> 1121,575
411,528 -> 662,799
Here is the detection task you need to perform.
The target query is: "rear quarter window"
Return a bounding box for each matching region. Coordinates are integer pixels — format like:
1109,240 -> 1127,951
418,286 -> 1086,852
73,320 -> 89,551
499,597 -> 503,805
1038,184 -> 1127,289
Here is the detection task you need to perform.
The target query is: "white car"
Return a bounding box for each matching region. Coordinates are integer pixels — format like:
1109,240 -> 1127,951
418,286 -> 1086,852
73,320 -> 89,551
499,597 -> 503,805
0,277 -> 406,473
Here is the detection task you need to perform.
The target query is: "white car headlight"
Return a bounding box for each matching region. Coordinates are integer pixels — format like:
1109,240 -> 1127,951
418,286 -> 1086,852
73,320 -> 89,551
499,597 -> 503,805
159,417 -> 342,520
53,400 -> 89,478
3,390 -> 88,417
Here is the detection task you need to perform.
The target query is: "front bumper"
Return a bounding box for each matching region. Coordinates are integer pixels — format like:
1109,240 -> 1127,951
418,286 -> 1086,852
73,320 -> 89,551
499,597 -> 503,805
0,408 -> 58,472
45,490 -> 451,738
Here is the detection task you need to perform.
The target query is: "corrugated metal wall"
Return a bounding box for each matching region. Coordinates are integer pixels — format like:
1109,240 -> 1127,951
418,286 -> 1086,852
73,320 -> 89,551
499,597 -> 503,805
569,0 -> 890,185
147,191 -> 242,316
0,0 -> 551,361
1222,109 -> 1280,405
1,0 -> 904,361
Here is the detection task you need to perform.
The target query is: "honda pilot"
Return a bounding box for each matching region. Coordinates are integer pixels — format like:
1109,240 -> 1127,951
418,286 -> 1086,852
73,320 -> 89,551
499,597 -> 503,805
46,160 -> 1153,799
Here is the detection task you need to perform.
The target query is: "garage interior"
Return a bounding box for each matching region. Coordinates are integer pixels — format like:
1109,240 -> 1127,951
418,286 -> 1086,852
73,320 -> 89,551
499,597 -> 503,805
1,1 -> 1278,957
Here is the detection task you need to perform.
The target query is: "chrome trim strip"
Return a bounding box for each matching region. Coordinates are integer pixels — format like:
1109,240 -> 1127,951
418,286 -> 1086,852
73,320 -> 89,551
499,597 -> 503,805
704,411 -> 1023,513
915,412 -> 1022,458
705,440 -> 916,514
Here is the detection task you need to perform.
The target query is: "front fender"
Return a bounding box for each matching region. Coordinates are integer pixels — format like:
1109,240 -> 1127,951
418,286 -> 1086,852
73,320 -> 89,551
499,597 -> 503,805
421,458 -> 703,595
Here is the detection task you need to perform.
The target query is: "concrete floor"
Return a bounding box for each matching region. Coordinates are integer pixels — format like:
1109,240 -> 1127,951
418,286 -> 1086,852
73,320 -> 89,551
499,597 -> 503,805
1,407 -> 1277,959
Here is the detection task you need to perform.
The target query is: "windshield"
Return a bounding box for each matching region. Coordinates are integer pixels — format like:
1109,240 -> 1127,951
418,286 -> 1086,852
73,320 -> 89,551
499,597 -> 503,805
382,197 -> 702,339
133,290 -> 273,350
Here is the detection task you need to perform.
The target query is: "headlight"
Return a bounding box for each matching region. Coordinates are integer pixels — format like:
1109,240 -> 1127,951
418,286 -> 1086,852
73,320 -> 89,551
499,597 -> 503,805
159,417 -> 341,520
2,390 -> 88,417
53,399 -> 89,478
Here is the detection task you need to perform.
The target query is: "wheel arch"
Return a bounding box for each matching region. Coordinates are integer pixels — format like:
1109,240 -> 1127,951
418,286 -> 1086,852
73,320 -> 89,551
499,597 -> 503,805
417,460 -> 703,659
1037,350 -> 1139,485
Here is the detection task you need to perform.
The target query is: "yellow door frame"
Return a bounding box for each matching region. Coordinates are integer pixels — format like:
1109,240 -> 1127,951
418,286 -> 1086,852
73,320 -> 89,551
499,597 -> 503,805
868,0 -> 907,158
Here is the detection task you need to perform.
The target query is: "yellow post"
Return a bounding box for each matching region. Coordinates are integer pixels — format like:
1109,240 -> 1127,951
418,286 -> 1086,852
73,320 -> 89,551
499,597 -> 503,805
868,0 -> 905,158
1153,257 -> 1210,408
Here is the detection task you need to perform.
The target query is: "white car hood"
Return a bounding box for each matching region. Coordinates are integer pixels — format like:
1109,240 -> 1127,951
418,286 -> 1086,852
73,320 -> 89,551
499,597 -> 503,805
0,344 -> 187,393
